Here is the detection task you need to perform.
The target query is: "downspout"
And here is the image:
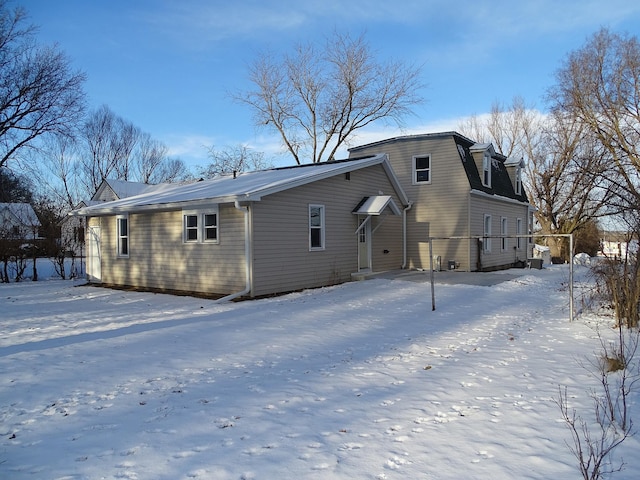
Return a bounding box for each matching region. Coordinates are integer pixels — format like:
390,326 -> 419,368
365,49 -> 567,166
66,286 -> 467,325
401,201 -> 413,269
216,201 -> 252,302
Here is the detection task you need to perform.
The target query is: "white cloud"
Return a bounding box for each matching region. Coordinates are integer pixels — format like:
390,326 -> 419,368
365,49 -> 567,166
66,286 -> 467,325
164,134 -> 215,165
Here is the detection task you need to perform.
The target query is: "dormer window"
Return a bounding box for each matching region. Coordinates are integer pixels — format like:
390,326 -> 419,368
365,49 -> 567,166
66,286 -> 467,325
482,154 -> 491,188
515,166 -> 522,195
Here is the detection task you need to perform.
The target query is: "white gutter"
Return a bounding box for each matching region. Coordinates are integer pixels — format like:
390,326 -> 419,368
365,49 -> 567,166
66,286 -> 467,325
216,201 -> 252,302
401,201 -> 413,269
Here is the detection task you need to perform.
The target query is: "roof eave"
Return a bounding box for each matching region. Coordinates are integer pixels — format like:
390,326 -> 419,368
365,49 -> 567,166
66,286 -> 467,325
72,194 -> 258,216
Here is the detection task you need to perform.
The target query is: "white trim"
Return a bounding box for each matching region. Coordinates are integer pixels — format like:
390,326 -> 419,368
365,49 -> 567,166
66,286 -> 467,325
73,154 -> 410,217
309,204 -> 325,251
116,214 -> 129,258
182,207 -> 219,244
482,153 -> 492,188
501,216 -> 508,251
412,154 -> 431,185
516,217 -> 523,249
469,189 -> 531,206
483,214 -> 492,253
183,211 -> 199,243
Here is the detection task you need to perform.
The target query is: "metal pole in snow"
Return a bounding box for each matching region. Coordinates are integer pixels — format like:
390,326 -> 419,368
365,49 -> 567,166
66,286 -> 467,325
570,233 -> 574,321
429,238 -> 435,311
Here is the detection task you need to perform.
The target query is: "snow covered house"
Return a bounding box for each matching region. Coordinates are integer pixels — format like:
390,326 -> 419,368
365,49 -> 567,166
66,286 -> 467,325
349,132 -> 533,271
0,203 -> 42,241
72,154 -> 409,299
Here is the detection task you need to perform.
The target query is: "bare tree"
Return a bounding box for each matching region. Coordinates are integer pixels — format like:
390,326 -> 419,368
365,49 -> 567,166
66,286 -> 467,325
30,134 -> 82,210
78,105 -> 140,194
527,112 -> 613,259
78,105 -> 187,195
235,32 -> 423,164
198,145 -> 272,179
459,98 -> 612,260
460,97 -> 539,158
549,28 -> 640,217
134,132 -> 189,184
0,1 -> 86,169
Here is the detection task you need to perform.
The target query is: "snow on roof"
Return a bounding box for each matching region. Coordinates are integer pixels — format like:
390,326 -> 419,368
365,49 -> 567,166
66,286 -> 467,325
74,155 -> 397,216
348,131 -> 476,151
352,195 -> 401,216
469,142 -> 494,152
504,156 -> 524,167
106,179 -> 153,198
0,203 -> 40,226
92,179 -> 164,202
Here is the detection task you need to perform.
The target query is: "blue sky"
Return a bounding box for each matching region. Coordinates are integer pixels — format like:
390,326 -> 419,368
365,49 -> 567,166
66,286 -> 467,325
21,0 -> 640,168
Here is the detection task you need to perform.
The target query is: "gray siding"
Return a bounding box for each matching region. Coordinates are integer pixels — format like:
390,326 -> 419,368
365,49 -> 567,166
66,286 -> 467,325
88,163 -> 405,297
352,136 -> 472,270
251,164 -> 404,296
470,195 -> 532,271
88,206 -> 247,295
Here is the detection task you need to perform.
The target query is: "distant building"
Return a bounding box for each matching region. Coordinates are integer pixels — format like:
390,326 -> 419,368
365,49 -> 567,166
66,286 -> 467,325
0,203 -> 42,241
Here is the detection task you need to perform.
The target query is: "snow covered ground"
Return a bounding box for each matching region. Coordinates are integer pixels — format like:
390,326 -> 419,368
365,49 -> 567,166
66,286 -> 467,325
1,265 -> 639,479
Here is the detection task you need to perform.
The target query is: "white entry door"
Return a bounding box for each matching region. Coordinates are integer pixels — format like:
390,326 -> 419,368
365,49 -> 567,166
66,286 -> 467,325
87,226 -> 102,282
358,217 -> 371,270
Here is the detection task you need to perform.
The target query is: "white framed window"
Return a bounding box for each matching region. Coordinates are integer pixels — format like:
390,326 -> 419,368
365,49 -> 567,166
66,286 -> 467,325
483,214 -> 492,253
516,217 -> 523,249
183,207 -> 219,244
515,166 -> 522,195
501,217 -> 508,251
184,213 -> 198,242
309,204 -> 325,250
204,213 -> 218,242
412,155 -> 431,184
116,214 -> 129,257
483,154 -> 491,187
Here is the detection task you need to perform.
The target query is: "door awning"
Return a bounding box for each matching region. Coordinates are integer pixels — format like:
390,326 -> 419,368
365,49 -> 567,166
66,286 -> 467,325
352,195 -> 402,216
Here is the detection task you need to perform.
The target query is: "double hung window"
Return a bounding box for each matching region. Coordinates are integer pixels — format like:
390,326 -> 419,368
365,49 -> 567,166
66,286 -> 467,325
309,204 -> 325,250
501,217 -> 508,251
516,218 -> 523,249
483,214 -> 492,253
413,155 -> 431,184
116,215 -> 129,257
183,208 -> 219,243
483,154 -> 492,187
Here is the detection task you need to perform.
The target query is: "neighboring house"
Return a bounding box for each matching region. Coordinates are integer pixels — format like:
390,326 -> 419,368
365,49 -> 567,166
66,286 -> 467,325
349,132 -> 533,271
72,154 -> 409,298
92,178 -> 160,202
62,179 -> 163,257
599,231 -> 639,261
0,203 -> 42,242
